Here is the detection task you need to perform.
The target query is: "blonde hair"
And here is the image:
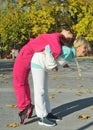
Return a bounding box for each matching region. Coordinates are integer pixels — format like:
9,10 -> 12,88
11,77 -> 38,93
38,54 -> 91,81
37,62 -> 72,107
74,36 -> 91,50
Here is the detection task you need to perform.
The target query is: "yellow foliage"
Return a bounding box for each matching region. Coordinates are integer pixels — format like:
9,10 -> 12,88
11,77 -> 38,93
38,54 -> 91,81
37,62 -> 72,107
0,0 -> 93,49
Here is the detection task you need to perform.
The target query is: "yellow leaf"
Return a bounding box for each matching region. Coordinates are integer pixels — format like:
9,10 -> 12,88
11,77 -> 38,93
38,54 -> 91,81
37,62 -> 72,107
6,104 -> 17,108
78,114 -> 90,119
90,106 -> 93,110
7,123 -> 19,127
49,94 -> 55,99
86,88 -> 92,93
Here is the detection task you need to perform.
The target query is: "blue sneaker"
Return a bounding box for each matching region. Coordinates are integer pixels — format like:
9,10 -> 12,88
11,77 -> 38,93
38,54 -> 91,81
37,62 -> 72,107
38,117 -> 56,127
47,113 -> 61,121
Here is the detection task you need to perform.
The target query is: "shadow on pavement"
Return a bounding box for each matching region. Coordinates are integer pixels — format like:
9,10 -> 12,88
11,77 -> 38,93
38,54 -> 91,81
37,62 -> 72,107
77,122 -> 93,130
52,97 -> 93,118
25,115 -> 39,125
25,97 -> 93,125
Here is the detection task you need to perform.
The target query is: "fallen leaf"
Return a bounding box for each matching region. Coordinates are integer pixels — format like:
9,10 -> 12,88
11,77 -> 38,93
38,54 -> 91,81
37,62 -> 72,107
86,88 -> 92,93
78,114 -> 90,119
6,104 -> 17,108
7,123 -> 19,127
75,94 -> 82,96
78,91 -> 84,94
49,94 -> 55,99
2,74 -> 8,78
90,106 -> 93,110
57,90 -> 62,93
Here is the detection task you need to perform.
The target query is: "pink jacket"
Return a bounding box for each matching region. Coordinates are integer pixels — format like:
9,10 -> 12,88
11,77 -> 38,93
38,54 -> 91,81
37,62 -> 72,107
14,33 -> 62,69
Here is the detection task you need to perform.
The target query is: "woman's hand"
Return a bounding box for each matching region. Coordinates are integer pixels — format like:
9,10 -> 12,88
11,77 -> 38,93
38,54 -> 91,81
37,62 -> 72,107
63,64 -> 69,68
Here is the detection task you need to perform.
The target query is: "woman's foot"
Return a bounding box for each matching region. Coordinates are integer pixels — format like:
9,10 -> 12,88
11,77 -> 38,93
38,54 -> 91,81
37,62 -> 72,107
38,117 -> 57,127
47,113 -> 62,121
19,104 -> 34,124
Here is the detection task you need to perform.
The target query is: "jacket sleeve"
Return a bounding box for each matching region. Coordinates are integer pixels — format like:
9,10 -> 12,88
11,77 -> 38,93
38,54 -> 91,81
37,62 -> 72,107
45,45 -> 57,70
56,56 -> 67,66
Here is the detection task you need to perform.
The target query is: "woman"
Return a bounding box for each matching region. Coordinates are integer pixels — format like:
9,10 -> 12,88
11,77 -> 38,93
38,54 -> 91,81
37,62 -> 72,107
30,36 -> 91,127
31,45 -> 76,127
13,29 -> 75,124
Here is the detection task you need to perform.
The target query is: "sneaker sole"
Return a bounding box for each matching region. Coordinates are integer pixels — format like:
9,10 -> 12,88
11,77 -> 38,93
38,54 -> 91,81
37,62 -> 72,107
38,121 -> 56,127
50,118 -> 61,122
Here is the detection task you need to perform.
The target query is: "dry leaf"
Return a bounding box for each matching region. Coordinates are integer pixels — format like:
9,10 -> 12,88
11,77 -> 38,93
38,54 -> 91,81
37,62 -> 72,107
86,88 -> 92,93
78,91 -> 84,94
78,114 -> 90,119
7,123 -> 19,127
6,104 -> 17,108
75,94 -> 81,96
2,74 -> 8,78
90,106 -> 93,110
75,92 -> 84,96
57,91 -> 62,93
49,94 -> 55,99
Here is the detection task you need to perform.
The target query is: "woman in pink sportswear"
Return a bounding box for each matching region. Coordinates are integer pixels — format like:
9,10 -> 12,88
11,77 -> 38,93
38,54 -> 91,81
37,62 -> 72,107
13,29 -> 74,124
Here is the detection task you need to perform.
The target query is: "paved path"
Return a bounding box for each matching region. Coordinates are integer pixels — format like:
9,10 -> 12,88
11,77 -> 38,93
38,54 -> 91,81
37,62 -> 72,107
0,59 -> 14,71
0,58 -> 93,130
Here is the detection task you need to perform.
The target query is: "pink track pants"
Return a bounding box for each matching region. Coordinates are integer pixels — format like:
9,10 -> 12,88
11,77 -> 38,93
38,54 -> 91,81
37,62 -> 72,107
13,47 -> 33,111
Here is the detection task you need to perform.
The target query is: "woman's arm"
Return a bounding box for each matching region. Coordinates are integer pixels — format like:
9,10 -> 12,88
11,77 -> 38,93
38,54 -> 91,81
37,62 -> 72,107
44,45 -> 58,71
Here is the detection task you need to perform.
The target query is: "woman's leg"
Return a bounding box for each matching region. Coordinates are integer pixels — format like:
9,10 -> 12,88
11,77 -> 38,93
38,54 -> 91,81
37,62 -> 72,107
31,68 -> 51,118
44,71 -> 51,114
13,60 -> 31,111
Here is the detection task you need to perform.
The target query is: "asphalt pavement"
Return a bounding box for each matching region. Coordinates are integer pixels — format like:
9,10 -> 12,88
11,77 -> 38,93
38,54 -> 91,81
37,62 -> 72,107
0,58 -> 93,130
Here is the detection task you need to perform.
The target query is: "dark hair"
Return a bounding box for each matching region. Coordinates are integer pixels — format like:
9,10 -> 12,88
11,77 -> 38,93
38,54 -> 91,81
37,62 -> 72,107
60,35 -> 75,47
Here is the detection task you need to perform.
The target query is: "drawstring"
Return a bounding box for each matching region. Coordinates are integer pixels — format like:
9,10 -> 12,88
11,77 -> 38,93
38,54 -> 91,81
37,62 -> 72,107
75,58 -> 82,77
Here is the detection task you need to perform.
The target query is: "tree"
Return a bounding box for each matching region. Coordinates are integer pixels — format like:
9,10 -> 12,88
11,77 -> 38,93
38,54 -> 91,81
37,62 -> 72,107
0,0 -> 70,49
1,0 -> 93,53
67,0 -> 93,42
